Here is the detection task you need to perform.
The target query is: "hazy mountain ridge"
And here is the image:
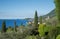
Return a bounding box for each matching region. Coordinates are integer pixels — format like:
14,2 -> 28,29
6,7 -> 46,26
26,9 -> 56,22
42,9 -> 56,19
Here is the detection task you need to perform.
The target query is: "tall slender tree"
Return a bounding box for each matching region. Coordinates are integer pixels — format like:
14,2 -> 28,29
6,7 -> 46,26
34,10 -> 38,28
14,21 -> 17,32
2,20 -> 6,32
54,0 -> 60,23
40,16 -> 42,24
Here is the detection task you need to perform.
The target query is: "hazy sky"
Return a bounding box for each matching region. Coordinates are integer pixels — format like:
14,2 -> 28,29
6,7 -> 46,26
0,0 -> 55,19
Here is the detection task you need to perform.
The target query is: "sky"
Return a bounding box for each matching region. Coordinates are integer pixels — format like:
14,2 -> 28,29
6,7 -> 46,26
0,0 -> 55,19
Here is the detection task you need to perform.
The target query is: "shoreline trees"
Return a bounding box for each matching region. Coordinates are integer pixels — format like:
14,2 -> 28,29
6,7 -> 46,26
2,21 -> 6,33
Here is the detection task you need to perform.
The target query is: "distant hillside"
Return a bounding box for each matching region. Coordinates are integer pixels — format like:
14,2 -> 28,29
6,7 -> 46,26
25,9 -> 56,22
25,18 -> 34,22
41,9 -> 56,20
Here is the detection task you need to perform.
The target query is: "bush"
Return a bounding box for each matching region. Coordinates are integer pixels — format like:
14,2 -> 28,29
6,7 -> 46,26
25,35 -> 40,39
6,26 -> 13,33
38,24 -> 50,37
56,35 -> 60,39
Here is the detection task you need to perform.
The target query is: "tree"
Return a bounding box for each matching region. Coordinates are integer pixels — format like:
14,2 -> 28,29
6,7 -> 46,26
40,16 -> 42,24
14,21 -> 17,32
38,16 -> 49,39
34,10 -> 38,28
54,0 -> 60,23
2,20 -> 6,32
38,16 -> 44,36
32,11 -> 39,35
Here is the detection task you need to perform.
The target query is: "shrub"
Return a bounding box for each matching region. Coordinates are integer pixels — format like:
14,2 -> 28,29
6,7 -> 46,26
38,24 -> 45,36
56,35 -> 60,39
7,26 -> 13,33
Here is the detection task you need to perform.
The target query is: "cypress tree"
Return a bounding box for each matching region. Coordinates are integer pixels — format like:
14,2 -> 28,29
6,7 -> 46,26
14,21 -> 17,32
34,10 -> 38,28
2,20 -> 6,32
54,0 -> 60,23
40,16 -> 42,24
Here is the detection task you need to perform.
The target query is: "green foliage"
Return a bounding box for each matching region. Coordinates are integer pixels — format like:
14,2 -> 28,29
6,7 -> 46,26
48,26 -> 60,39
38,24 -> 45,36
14,21 -> 17,32
2,21 -> 6,33
0,32 -> 40,39
40,16 -> 42,24
0,25 -> 40,39
56,27 -> 60,34
34,10 -> 38,27
56,35 -> 60,39
7,26 -> 13,33
38,24 -> 51,37
25,36 -> 34,39
55,0 -> 60,23
48,27 -> 57,39
25,35 -> 40,39
38,24 -> 46,36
